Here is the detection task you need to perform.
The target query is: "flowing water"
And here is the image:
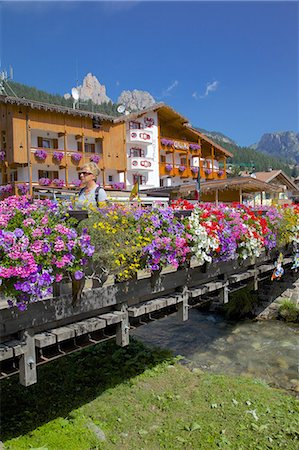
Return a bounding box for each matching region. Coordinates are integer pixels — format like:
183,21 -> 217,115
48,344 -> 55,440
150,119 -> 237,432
132,309 -> 299,392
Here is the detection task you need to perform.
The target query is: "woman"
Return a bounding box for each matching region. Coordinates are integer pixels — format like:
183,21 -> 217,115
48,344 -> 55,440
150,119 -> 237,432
75,162 -> 107,209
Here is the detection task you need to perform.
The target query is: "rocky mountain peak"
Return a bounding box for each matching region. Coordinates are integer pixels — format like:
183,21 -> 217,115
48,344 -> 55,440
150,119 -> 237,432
251,131 -> 299,164
65,73 -> 111,105
117,89 -> 156,112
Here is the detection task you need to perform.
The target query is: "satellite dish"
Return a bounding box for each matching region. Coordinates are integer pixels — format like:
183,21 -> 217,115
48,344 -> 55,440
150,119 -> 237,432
71,87 -> 79,100
117,104 -> 125,114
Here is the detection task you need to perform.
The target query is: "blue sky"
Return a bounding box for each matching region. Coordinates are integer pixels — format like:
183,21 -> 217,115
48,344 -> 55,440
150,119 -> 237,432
0,0 -> 298,146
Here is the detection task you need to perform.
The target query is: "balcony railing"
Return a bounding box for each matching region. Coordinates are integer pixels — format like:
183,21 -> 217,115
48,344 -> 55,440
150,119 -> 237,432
127,129 -> 153,144
30,148 -> 103,169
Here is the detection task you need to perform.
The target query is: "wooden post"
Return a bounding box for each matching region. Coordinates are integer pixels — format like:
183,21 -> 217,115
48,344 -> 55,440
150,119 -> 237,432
239,188 -> 242,203
64,131 -> 68,186
253,266 -> 258,291
177,288 -> 189,321
215,189 -> 219,205
115,303 -> 130,347
19,329 -> 37,386
219,279 -> 229,304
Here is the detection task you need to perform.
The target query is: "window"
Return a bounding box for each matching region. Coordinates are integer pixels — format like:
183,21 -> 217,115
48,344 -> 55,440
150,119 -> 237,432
133,174 -> 146,185
37,137 -> 58,149
160,178 -> 164,187
129,121 -> 142,130
108,175 -> 113,182
84,143 -> 96,153
38,170 -> 59,180
130,148 -> 145,157
160,155 -> 166,163
10,170 -> 18,182
180,158 -> 187,165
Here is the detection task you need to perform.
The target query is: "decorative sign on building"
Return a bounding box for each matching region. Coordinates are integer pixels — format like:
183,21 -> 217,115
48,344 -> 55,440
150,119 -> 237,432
144,117 -> 155,128
130,159 -> 153,171
129,130 -> 152,143
173,140 -> 189,150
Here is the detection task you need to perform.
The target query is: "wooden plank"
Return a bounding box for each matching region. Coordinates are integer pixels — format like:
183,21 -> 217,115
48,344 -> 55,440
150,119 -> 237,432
66,317 -> 106,336
229,269 -> 255,283
115,305 -> 130,347
35,332 -> 57,348
50,326 -> 76,342
0,344 -> 14,361
177,296 -> 188,321
5,339 -> 26,357
97,312 -> 122,326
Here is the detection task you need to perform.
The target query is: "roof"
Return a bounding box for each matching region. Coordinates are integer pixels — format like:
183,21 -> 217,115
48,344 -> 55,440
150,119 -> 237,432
143,176 -> 281,196
0,95 -> 116,122
115,103 -> 233,158
254,170 -> 299,192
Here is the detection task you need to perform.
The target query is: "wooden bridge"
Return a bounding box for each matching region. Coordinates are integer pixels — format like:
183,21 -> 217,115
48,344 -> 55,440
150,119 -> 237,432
0,249 -> 295,387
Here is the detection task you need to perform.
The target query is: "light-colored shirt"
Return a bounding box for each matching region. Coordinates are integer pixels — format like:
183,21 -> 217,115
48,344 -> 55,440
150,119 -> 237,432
75,185 -> 107,209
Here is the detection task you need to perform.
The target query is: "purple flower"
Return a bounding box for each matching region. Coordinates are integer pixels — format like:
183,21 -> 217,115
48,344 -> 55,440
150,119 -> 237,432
14,228 -> 24,238
161,138 -> 174,147
53,151 -> 64,162
71,153 -> 82,162
189,143 -> 201,151
74,270 -> 84,280
165,164 -> 173,172
90,154 -> 100,163
52,178 -> 65,188
191,166 -> 199,173
39,178 -> 52,186
0,150 -> 6,161
34,149 -> 48,160
178,165 -> 186,172
18,183 -> 29,195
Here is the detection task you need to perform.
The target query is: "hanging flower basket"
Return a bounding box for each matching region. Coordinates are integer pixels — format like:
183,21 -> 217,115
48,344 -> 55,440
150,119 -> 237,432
191,166 -> 199,174
204,168 -> 212,175
18,183 -> 29,195
71,153 -> 82,163
189,143 -> 201,151
218,169 -> 224,176
34,149 -> 48,161
161,138 -> 174,147
38,177 -> 52,186
52,178 -> 65,188
0,184 -> 13,195
165,164 -> 173,172
179,165 -> 186,172
53,151 -> 64,163
90,154 -> 101,164
0,150 -> 6,161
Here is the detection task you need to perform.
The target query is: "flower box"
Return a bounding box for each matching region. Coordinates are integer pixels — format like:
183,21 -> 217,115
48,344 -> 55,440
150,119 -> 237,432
160,264 -> 178,275
34,149 -> 48,161
38,177 -> 51,186
52,178 -> 65,188
137,268 -> 152,280
71,153 -> 82,163
217,170 -> 224,176
53,151 -> 64,163
191,167 -> 199,174
204,168 -> 212,175
161,138 -> 174,147
189,143 -> 201,151
90,154 -> 101,164
165,164 -> 173,172
18,183 -> 29,195
178,165 -> 186,172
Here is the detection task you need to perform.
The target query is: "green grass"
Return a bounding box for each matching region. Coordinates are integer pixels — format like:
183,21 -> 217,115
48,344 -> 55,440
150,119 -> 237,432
1,339 -> 298,449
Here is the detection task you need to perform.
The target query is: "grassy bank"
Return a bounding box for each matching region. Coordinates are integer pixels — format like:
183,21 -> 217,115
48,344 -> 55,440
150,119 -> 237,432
1,339 -> 298,449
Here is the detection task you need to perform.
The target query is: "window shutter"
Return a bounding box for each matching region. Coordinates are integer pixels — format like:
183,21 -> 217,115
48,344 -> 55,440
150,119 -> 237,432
38,137 -> 43,148
53,139 -> 58,149
91,143 -> 95,153
77,142 -> 82,151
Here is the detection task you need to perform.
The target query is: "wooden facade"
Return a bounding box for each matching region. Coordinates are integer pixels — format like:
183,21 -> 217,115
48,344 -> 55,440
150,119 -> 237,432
0,96 -> 126,194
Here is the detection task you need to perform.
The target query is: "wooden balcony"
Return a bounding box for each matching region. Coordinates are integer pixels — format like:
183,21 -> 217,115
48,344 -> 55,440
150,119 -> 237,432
30,148 -> 103,169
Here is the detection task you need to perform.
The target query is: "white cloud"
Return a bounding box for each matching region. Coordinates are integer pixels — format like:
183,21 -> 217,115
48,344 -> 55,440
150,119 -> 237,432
162,80 -> 178,97
193,80 -> 220,100
204,80 -> 219,96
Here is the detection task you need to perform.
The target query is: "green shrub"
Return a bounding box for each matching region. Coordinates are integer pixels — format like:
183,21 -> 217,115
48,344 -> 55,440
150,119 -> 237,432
278,298 -> 299,322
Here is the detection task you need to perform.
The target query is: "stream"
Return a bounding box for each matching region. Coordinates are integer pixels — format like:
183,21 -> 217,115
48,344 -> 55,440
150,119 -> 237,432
132,309 -> 299,392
